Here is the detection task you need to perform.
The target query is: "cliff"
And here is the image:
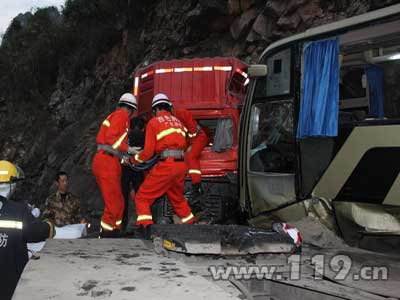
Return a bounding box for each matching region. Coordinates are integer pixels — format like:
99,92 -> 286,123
0,0 -> 398,220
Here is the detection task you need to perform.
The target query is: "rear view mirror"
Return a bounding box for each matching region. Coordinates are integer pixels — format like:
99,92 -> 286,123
247,65 -> 268,77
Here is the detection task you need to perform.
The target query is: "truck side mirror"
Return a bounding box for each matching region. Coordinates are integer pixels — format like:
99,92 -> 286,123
247,65 -> 268,78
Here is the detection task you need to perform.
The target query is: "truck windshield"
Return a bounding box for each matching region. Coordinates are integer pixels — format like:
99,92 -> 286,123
198,118 -> 234,152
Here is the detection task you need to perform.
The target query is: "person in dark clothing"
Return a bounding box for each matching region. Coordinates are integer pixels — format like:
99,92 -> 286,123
0,161 -> 54,300
121,117 -> 146,233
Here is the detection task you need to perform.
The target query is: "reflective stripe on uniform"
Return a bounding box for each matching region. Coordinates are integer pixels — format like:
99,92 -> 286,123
137,215 -> 153,222
181,213 -> 194,224
100,221 -> 114,231
188,169 -> 201,175
112,132 -> 128,149
102,120 -> 111,127
135,154 -> 144,164
188,133 -> 197,138
116,220 -> 122,226
0,220 -> 23,230
156,128 -> 186,141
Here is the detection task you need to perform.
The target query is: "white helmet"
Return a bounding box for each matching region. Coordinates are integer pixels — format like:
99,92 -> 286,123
152,93 -> 172,109
118,93 -> 137,110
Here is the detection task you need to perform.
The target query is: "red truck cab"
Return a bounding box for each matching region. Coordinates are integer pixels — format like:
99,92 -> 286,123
133,57 -> 248,222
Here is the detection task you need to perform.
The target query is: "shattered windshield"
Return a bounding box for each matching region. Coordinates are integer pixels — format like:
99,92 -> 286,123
249,101 -> 295,173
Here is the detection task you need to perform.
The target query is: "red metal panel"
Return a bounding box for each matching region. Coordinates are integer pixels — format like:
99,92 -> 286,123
135,57 -> 247,111
133,57 -> 247,175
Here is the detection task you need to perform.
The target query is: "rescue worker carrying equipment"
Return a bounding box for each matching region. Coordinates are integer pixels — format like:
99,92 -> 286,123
0,161 -> 55,300
92,93 -> 137,238
131,93 -> 194,237
173,108 -> 208,197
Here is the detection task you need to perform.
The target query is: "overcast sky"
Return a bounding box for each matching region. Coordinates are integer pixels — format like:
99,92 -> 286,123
0,0 -> 65,36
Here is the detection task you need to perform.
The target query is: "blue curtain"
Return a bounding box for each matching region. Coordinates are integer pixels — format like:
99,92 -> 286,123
366,66 -> 384,118
297,38 -> 339,139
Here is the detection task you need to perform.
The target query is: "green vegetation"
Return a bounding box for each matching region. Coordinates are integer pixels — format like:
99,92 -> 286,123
0,7 -> 61,104
0,0 -> 136,104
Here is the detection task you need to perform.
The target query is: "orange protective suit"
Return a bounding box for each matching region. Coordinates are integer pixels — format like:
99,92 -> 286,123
92,109 -> 130,232
174,109 -> 207,184
132,111 -> 194,227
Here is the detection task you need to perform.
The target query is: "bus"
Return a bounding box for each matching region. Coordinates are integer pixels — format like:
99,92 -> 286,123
240,3 -> 400,246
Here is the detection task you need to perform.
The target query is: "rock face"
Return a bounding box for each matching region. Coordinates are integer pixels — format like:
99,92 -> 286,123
0,0 -> 399,223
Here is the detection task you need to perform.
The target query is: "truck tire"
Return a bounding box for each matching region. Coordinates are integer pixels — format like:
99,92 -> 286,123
151,196 -> 173,225
185,176 -> 240,224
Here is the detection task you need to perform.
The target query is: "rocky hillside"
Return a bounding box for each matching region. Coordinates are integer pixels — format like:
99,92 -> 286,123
0,0 -> 399,219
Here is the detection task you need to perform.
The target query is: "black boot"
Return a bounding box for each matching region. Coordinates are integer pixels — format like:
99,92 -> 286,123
111,230 -> 121,238
133,225 -> 152,240
99,229 -> 121,238
99,230 -> 112,238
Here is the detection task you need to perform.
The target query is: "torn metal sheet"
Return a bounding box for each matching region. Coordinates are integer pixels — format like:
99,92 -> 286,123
151,224 -> 298,255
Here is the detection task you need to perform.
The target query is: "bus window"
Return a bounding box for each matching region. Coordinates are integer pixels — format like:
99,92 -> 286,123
338,18 -> 400,120
249,101 -> 295,173
339,67 -> 369,122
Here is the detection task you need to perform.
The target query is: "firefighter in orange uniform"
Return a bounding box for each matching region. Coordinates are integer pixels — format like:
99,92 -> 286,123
131,93 -> 194,237
92,93 -> 138,238
173,108 -> 208,197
